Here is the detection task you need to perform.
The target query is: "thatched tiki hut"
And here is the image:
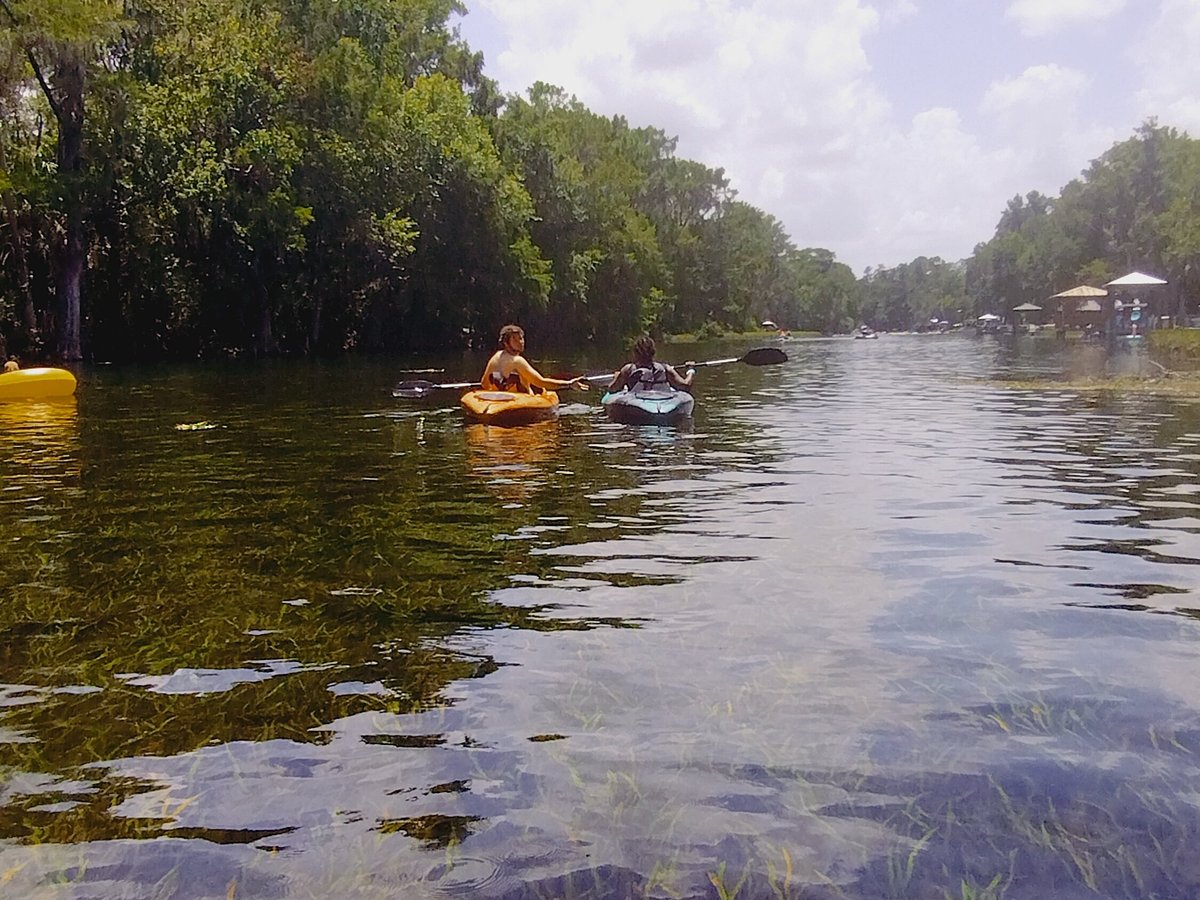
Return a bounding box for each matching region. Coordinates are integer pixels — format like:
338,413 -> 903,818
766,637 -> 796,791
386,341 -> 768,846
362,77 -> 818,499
1048,285 -> 1108,333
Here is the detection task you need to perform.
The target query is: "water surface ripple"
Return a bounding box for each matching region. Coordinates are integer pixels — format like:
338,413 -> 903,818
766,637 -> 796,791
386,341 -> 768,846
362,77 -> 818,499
2,338 -> 1200,898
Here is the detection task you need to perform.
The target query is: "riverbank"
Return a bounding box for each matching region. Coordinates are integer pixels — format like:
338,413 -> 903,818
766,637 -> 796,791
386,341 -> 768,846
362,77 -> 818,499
1149,328 -> 1200,360
992,372 -> 1200,397
663,329 -> 820,343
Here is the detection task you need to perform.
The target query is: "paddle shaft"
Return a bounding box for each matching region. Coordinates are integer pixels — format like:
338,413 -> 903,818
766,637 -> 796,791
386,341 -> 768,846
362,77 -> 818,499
394,347 -> 785,398
586,347 -> 785,381
392,378 -> 475,399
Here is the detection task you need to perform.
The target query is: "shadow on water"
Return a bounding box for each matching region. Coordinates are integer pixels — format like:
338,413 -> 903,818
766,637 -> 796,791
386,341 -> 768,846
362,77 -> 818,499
3,342 -> 1200,898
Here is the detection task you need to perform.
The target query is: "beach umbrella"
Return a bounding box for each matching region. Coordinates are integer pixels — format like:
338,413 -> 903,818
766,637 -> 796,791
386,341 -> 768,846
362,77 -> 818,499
977,313 -> 1001,321
1012,303 -> 1042,312
1106,271 -> 1167,287
760,320 -> 777,329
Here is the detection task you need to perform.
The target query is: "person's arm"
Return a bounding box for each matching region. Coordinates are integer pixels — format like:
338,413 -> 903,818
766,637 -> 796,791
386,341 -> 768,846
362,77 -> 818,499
515,356 -> 591,391
666,362 -> 695,390
606,364 -> 632,393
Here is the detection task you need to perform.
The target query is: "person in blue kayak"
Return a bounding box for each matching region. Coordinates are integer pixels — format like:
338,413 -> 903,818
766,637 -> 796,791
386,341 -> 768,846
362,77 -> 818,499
480,324 -> 591,394
607,336 -> 694,393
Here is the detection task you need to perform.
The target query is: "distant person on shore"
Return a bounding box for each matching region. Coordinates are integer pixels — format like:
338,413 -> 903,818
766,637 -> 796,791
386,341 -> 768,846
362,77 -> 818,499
481,324 -> 591,394
3,357 -> 18,373
607,336 -> 694,393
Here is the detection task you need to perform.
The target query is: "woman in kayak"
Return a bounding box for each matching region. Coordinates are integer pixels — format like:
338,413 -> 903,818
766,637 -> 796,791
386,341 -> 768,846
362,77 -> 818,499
481,324 -> 591,394
607,336 -> 694,393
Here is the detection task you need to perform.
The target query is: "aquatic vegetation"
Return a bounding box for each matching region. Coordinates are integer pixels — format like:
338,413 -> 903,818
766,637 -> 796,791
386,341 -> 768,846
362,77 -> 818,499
4,347 -> 1200,899
1148,329 -> 1200,361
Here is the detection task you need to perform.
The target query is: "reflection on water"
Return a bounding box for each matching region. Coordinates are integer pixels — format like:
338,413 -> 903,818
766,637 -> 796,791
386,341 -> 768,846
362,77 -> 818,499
465,420 -> 562,507
3,341 -> 1200,898
0,398 -> 80,495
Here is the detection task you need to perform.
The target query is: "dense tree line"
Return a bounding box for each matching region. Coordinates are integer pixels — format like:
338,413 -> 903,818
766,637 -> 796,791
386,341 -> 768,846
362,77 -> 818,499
859,256 -> 965,331
843,122 -> 1200,330
0,0 -> 860,362
4,0 -> 1197,362
965,121 -> 1200,319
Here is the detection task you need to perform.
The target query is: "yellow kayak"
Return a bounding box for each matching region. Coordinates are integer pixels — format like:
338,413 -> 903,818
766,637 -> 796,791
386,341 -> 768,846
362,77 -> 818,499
459,389 -> 559,425
0,367 -> 77,401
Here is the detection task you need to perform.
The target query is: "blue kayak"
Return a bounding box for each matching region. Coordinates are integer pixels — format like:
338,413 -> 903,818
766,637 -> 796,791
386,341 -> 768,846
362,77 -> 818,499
601,389 -> 694,424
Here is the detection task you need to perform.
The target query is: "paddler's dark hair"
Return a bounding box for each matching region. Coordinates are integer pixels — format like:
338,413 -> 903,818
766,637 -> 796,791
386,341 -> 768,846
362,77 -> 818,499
632,335 -> 656,364
498,324 -> 524,348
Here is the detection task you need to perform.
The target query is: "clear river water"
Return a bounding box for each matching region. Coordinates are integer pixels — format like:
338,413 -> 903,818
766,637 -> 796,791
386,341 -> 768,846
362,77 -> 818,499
2,335 -> 1200,899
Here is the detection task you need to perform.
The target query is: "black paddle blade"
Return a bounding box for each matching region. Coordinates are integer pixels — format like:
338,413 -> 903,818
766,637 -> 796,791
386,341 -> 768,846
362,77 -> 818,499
742,347 -> 788,365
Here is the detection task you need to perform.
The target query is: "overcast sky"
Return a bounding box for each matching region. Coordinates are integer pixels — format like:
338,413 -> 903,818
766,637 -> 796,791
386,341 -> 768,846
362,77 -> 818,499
454,0 -> 1200,274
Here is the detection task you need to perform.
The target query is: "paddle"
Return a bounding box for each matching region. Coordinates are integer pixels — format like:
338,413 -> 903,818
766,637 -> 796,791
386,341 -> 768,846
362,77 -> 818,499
583,345 -> 789,383
687,346 -> 788,368
392,347 -> 787,398
392,378 -> 476,399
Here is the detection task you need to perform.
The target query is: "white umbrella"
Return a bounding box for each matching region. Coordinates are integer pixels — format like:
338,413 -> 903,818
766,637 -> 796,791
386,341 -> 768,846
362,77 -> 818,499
760,320 -> 777,329
1106,271 -> 1167,286
977,313 -> 1001,321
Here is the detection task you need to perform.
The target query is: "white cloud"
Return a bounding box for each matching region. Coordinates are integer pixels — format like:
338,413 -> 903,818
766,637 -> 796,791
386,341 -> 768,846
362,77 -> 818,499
1131,0 -> 1200,133
839,108 -> 1010,267
1005,0 -> 1126,38
977,64 -> 1116,223
981,64 -> 1089,117
467,0 -> 958,269
880,0 -> 918,26
456,0 -> 1144,271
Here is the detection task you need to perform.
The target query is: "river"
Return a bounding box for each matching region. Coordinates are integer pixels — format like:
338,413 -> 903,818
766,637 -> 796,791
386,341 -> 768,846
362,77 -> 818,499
2,335 -> 1199,899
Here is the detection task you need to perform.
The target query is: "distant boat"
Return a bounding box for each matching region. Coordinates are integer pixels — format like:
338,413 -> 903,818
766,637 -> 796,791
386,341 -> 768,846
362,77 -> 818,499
854,326 -> 878,340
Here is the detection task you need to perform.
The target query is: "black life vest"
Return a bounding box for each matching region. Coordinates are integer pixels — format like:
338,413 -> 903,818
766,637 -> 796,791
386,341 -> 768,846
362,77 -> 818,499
628,362 -> 669,391
489,370 -> 525,391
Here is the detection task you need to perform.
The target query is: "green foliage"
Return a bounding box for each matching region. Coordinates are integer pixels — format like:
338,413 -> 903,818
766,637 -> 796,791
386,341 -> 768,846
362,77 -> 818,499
489,83 -> 682,345
964,122 -> 1199,320
0,0 -> 913,358
1148,328 -> 1200,359
7,0 -> 1200,361
862,256 -> 966,330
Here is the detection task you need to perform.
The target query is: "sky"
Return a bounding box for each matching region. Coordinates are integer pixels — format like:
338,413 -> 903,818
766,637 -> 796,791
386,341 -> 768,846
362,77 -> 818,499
453,0 -> 1200,275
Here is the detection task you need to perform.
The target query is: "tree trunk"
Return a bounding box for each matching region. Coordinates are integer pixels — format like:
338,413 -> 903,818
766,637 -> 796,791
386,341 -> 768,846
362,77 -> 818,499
55,209 -> 85,359
309,295 -> 322,353
53,54 -> 86,361
252,252 -> 276,356
307,252 -> 322,352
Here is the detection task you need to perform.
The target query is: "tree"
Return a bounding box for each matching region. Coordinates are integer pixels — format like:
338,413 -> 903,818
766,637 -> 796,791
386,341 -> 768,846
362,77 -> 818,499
495,84 -> 667,345
0,0 -> 123,359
